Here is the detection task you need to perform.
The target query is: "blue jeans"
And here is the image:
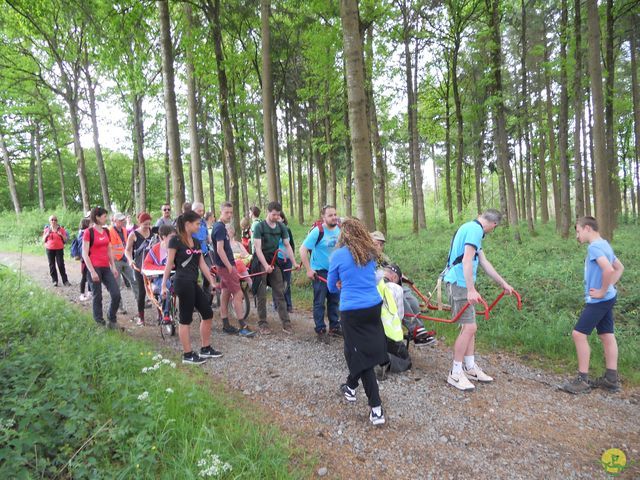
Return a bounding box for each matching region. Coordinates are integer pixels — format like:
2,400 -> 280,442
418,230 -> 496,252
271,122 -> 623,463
313,269 -> 340,332
153,277 -> 172,316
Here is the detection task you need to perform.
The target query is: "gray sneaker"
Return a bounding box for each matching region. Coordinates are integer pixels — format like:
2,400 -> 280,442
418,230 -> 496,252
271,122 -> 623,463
592,375 -> 621,393
560,375 -> 592,394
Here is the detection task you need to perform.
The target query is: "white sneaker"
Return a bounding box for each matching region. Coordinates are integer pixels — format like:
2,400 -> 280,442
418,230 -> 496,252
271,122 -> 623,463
447,370 -> 475,391
79,293 -> 89,302
464,365 -> 494,383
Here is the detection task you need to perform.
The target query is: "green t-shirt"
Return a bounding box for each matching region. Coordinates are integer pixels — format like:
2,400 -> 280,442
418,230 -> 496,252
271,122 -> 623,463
250,218 -> 261,253
253,220 -> 289,261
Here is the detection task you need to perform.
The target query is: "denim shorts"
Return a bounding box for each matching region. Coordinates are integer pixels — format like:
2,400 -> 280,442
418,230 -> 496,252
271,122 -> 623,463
574,297 -> 616,335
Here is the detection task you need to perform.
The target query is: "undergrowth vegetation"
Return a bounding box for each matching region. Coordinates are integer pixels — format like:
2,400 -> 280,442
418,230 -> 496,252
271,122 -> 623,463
0,266 -> 308,479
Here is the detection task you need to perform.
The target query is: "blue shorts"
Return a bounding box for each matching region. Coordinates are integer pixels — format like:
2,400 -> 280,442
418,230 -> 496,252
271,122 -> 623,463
574,297 -> 616,335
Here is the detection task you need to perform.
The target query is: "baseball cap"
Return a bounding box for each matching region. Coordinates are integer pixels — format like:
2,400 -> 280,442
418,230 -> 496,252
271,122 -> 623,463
384,263 -> 402,284
370,231 -> 386,242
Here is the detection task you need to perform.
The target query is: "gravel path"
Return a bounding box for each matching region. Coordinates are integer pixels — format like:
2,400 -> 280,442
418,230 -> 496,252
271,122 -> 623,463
3,251 -> 639,479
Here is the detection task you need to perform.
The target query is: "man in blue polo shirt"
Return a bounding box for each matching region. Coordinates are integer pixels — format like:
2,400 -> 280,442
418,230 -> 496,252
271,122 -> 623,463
300,205 -> 341,343
443,209 -> 514,391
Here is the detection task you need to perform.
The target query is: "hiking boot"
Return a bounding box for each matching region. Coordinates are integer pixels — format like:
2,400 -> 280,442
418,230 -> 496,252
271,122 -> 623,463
259,324 -> 272,335
199,345 -> 223,359
340,384 -> 356,403
592,375 -> 621,393
560,375 -> 592,394
464,365 -> 494,383
316,330 -> 330,344
63,280 -> 71,287
222,325 -> 240,335
238,327 -> 256,338
282,323 -> 293,334
447,370 -> 475,391
369,406 -> 385,426
328,327 -> 343,337
182,352 -> 206,365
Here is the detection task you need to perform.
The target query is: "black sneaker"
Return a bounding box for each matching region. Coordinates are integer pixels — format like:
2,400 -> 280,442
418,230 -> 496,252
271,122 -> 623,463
199,346 -> 223,359
369,406 -> 386,426
63,280 -> 71,287
52,281 -> 59,287
182,351 -> 207,364
340,383 -> 356,403
222,325 -> 239,335
592,375 -> 621,393
559,375 -> 592,394
328,327 -> 343,337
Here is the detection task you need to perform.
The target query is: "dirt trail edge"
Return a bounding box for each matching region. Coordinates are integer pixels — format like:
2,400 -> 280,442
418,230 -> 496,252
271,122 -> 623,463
3,252 -> 638,480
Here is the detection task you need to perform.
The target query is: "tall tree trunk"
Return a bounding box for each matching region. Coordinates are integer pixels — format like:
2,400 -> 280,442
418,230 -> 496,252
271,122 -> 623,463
586,0 -> 613,239
285,102 -> 295,219
48,116 -> 67,209
536,90 -> 550,223
295,107 -> 304,224
68,98 -> 90,212
254,136 -> 262,206
207,159 -> 216,213
84,61 -> 111,209
272,107 -> 283,203
158,0 -> 185,213
207,0 -> 241,233
558,0 -> 572,238
402,1 -> 418,233
163,122 -> 171,204
184,4 -> 204,204
630,15 -> 640,220
306,124 -> 314,217
444,62 -> 454,223
543,21 -> 560,228
133,95 -> 147,211
452,36 -> 464,215
413,39 -> 426,228
343,86 -> 353,217
487,0 -> 520,241
260,0 -> 277,201
604,0 -> 619,223
572,0 -> 585,218
34,127 -> 45,210
582,106 -> 592,216
324,82 -> 337,207
521,0 -> 533,231
0,131 -> 21,213
340,0 -> 376,230
28,146 -> 35,201
364,26 -> 386,233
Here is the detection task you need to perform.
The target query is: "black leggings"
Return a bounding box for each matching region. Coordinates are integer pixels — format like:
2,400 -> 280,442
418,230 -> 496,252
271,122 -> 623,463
173,279 -> 213,325
346,368 -> 381,408
134,270 -> 146,315
46,249 -> 68,283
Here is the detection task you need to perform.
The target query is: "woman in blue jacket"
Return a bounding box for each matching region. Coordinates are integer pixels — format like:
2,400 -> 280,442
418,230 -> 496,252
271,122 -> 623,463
328,218 -> 388,426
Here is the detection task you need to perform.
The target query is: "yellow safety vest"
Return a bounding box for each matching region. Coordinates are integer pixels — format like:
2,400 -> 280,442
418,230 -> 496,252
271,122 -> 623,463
377,280 -> 404,342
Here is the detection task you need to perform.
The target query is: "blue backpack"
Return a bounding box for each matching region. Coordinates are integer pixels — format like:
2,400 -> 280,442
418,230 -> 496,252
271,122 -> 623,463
70,228 -> 94,260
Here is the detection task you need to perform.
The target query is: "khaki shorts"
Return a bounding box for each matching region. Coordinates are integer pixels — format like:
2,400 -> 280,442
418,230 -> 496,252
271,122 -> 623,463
446,282 -> 476,325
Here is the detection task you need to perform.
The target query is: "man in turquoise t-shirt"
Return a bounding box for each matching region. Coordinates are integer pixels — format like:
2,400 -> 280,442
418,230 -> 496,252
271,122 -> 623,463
560,216 -> 624,394
300,206 -> 341,342
443,209 -> 514,392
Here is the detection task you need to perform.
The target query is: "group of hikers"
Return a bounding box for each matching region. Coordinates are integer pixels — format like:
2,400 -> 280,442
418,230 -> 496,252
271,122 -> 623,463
44,201 -> 624,426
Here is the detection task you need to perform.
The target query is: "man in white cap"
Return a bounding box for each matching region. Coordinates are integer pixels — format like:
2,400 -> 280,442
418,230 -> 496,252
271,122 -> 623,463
370,230 -> 391,266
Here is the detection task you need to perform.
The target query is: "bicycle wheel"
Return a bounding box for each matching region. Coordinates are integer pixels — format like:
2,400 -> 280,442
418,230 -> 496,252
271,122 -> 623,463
162,295 -> 177,337
228,282 -> 250,322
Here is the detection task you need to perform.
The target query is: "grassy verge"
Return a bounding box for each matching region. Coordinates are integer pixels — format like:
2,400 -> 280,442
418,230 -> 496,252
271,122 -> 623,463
0,266 -> 310,479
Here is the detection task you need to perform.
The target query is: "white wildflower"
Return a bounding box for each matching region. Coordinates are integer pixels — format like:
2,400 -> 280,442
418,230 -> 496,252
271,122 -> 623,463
165,388 -> 174,394
137,391 -> 149,401
141,367 -> 149,374
161,359 -> 171,365
170,362 -> 176,368
29,291 -> 34,296
197,450 -> 232,477
152,363 -> 160,370
152,354 -> 163,361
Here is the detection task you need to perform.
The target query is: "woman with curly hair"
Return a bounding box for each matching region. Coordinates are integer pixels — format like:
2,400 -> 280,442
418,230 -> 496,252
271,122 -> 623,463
327,218 -> 387,426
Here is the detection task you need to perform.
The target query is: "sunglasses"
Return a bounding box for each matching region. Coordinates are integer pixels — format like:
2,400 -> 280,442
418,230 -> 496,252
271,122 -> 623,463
163,208 -> 171,212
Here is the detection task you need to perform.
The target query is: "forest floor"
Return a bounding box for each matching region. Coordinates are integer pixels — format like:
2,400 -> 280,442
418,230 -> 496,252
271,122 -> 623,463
3,251 -> 639,480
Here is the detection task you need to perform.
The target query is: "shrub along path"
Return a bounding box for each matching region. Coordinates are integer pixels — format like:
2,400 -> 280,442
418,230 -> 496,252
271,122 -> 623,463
3,251 -> 639,479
